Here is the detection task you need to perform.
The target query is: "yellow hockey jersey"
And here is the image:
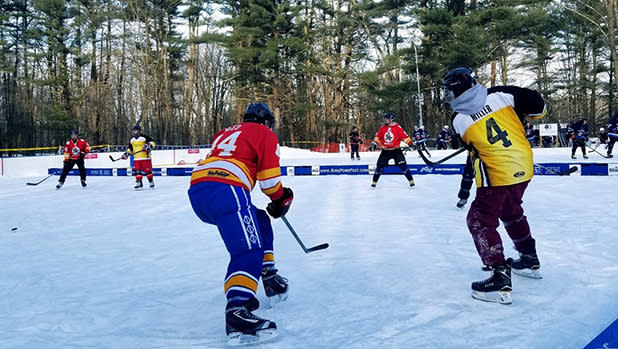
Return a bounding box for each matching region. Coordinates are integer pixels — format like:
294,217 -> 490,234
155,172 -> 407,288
452,86 -> 546,187
127,134 -> 156,160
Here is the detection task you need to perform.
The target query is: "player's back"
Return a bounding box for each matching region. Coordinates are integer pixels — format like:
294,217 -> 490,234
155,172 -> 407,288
453,91 -> 532,187
191,122 -> 278,191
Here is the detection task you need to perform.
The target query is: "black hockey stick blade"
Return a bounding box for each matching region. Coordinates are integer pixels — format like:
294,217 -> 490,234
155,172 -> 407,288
418,147 -> 466,167
306,243 -> 329,252
561,166 -> 578,175
281,216 -> 329,254
26,173 -> 53,186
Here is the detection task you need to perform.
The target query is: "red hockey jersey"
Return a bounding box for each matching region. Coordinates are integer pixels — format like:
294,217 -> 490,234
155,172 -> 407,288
190,122 -> 284,201
373,123 -> 413,149
63,138 -> 91,161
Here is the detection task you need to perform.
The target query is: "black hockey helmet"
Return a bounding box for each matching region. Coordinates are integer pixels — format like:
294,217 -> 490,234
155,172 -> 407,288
383,112 -> 395,121
243,102 -> 275,128
442,66 -> 478,101
71,129 -> 79,135
132,124 -> 142,131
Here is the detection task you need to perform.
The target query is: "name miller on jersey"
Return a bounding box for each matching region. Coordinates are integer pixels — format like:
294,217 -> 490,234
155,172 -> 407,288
471,105 -> 493,121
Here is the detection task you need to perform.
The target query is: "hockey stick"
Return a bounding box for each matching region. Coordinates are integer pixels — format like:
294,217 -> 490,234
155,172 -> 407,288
26,173 -> 55,186
417,147 -> 466,167
534,163 -> 578,176
109,150 -> 143,162
281,216 -> 329,253
586,145 -> 612,159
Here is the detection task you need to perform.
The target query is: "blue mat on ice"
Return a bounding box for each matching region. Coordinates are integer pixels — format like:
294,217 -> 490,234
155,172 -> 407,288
585,318 -> 618,349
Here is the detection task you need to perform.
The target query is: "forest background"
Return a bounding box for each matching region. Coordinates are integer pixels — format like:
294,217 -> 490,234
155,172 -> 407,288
1,0 -> 617,148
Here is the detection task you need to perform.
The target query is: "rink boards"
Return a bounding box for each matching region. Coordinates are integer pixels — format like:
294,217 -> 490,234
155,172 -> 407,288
49,162 -> 617,176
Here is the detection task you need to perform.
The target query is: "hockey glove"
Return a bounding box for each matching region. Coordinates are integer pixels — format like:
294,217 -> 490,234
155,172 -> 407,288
369,142 -> 377,151
121,152 -> 129,160
79,151 -> 86,160
142,143 -> 150,151
267,187 -> 294,218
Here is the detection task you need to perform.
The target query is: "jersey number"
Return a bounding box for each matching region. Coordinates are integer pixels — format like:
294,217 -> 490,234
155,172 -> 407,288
213,131 -> 242,156
486,118 -> 512,147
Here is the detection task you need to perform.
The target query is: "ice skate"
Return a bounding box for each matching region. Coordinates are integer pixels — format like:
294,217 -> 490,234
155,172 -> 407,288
456,198 -> 467,209
56,182 -> 64,190
262,268 -> 288,306
471,259 -> 512,305
371,182 -> 377,188
512,253 -> 542,279
149,180 -> 155,189
81,180 -> 87,188
583,154 -> 588,159
226,298 -> 277,347
134,179 -> 143,190
571,154 -> 576,159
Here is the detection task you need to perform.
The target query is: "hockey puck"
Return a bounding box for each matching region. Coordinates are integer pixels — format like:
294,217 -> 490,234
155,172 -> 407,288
11,227 -> 17,231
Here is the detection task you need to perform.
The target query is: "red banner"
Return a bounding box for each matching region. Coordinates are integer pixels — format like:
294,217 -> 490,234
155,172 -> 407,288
85,153 -> 98,159
188,149 -> 200,154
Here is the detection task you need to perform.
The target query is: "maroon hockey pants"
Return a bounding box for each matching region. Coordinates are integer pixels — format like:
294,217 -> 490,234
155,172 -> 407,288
466,181 -> 536,267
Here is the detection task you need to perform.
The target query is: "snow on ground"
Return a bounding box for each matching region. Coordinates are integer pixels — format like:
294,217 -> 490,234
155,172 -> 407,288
0,148 -> 617,348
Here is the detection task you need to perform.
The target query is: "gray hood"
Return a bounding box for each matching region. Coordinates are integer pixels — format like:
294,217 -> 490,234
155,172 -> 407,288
450,83 -> 487,115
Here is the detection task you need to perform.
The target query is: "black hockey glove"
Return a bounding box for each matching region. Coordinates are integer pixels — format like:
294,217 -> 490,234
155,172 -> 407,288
267,187 -> 294,218
369,142 -> 377,151
79,151 -> 86,160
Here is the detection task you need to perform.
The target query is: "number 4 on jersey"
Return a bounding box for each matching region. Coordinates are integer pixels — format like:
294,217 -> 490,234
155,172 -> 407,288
486,118 -> 512,147
213,131 -> 242,156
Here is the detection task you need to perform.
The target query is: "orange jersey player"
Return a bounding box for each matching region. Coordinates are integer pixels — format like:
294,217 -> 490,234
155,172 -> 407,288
188,103 -> 294,346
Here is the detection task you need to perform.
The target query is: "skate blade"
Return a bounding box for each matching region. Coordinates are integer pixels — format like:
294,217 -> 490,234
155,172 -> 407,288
471,290 -> 512,305
266,292 -> 288,308
227,329 -> 278,347
512,268 -> 542,279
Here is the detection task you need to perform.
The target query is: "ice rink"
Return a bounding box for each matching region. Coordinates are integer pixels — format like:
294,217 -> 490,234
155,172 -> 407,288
1,148 -> 617,348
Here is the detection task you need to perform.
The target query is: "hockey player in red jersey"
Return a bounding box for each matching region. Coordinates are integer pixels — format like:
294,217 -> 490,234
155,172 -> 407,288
188,103 -> 293,346
56,130 -> 91,189
369,112 -> 415,188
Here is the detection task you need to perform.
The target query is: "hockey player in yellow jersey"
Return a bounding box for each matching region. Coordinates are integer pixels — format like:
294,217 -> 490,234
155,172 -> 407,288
121,125 -> 156,189
443,66 -> 546,304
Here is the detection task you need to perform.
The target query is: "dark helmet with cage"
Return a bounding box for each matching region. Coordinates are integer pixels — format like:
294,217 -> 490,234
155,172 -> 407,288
442,66 -> 478,102
243,102 -> 275,128
383,112 -> 395,121
132,124 -> 142,136
70,129 -> 79,139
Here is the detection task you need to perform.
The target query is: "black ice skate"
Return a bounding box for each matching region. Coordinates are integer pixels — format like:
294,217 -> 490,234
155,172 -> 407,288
56,182 -> 64,190
409,179 -> 415,187
225,298 -> 277,346
262,267 -> 288,306
471,258 -> 512,305
456,198 -> 467,209
148,180 -> 155,189
81,180 -> 87,188
134,179 -> 143,189
512,252 -> 542,279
